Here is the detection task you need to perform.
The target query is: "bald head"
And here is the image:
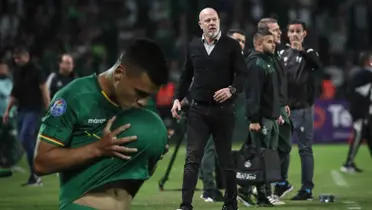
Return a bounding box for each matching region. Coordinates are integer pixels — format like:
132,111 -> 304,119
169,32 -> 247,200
199,8 -> 218,21
59,53 -> 74,75
198,8 -> 220,40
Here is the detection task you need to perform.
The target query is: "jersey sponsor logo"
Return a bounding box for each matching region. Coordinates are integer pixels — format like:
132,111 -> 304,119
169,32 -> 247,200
88,118 -> 107,124
50,99 -> 67,117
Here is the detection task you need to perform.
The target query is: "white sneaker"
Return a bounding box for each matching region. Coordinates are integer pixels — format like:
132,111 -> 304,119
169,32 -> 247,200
200,194 -> 214,202
10,166 -> 26,173
268,195 -> 285,205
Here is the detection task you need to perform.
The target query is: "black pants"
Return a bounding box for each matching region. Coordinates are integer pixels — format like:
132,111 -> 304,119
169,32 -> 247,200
181,101 -> 237,207
345,116 -> 372,165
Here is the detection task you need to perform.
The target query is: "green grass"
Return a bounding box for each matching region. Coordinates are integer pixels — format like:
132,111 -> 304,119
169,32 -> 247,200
0,144 -> 371,210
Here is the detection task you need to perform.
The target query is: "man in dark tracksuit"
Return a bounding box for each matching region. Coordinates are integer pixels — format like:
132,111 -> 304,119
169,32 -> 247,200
280,20 -> 322,200
273,46 -> 293,198
245,30 -> 280,207
341,51 -> 372,173
255,18 -> 293,201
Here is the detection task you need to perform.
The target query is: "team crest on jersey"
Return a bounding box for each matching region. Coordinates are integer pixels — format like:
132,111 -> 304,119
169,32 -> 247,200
50,99 -> 67,117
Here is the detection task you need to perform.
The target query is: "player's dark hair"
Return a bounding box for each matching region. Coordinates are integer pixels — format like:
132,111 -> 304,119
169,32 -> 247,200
288,19 -> 307,31
253,30 -> 273,42
12,46 -> 29,55
257,18 -> 277,32
119,38 -> 169,86
227,29 -> 246,37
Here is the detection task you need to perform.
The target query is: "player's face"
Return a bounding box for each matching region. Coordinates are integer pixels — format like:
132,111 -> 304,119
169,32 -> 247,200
13,53 -> 30,66
287,24 -> 307,44
59,55 -> 74,74
267,23 -> 282,44
262,35 -> 276,54
114,68 -> 159,109
199,10 -> 220,39
230,33 -> 246,51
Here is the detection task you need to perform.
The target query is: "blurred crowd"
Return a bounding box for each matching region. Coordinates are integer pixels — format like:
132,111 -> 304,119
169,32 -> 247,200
0,0 -> 371,99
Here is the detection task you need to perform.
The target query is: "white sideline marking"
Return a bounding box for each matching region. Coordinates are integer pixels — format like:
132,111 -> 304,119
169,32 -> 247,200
331,171 -> 362,209
343,201 -> 362,209
331,170 -> 349,187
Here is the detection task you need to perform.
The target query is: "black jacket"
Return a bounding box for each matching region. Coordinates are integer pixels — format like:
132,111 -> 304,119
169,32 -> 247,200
274,45 -> 288,106
246,47 -> 287,107
46,71 -> 78,98
174,34 -> 247,105
280,47 -> 322,109
347,68 -> 372,119
245,51 -> 280,123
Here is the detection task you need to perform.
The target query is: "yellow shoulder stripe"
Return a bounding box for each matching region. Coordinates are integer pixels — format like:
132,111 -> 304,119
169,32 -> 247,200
101,90 -> 119,107
39,134 -> 65,147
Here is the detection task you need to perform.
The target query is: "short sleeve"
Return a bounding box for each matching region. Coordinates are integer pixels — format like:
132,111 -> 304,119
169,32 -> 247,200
38,95 -> 77,147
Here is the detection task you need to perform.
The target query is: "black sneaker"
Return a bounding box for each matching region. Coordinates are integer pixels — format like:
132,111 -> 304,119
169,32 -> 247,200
176,205 -> 193,210
237,189 -> 255,207
257,197 -> 274,207
274,182 -> 294,198
214,190 -> 224,202
200,190 -> 224,202
291,189 -> 314,201
340,163 -> 363,173
222,202 -> 239,210
21,175 -> 43,187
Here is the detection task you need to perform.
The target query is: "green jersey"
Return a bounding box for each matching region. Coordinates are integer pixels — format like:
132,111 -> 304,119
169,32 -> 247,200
38,74 -> 167,209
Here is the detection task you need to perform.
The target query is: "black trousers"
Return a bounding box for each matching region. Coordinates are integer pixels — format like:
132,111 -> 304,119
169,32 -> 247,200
181,101 -> 237,207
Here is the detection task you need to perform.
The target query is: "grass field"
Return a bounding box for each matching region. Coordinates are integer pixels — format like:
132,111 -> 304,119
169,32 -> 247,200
0,144 -> 371,210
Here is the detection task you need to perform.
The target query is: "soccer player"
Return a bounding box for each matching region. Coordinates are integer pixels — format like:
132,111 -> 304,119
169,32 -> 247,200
33,38 -> 169,210
245,30 -> 280,207
341,51 -> 372,173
